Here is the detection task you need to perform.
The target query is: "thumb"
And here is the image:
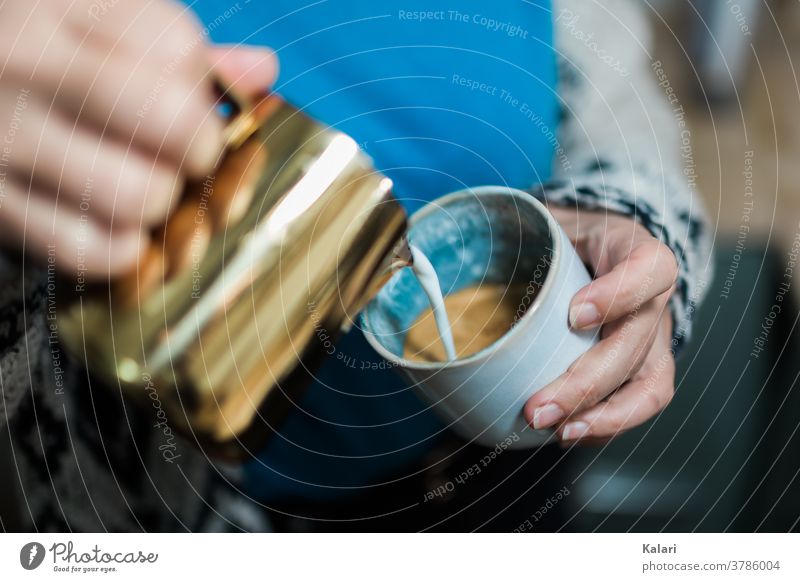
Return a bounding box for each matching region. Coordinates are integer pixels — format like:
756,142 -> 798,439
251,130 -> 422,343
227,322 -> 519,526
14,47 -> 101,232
208,44 -> 278,98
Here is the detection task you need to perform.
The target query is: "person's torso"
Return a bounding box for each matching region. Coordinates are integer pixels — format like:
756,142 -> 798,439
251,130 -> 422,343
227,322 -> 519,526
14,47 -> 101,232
189,0 -> 558,501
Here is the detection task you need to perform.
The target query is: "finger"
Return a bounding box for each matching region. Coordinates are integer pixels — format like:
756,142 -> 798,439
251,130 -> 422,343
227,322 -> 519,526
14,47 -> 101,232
70,53 -> 223,177
557,316 -> 676,443
208,45 -> 278,97
569,238 -> 678,330
13,17 -> 223,177
6,96 -> 182,227
77,0 -> 208,80
524,291 -> 670,429
28,0 -> 208,86
0,177 -> 145,278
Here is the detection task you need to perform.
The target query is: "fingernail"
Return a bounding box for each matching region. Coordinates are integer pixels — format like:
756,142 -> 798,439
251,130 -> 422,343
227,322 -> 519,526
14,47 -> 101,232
532,403 -> 564,429
561,421 -> 590,441
569,302 -> 600,329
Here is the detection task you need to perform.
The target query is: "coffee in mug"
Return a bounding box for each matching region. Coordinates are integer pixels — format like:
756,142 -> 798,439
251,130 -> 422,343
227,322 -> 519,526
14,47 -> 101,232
362,186 -> 598,448
403,283 -> 533,363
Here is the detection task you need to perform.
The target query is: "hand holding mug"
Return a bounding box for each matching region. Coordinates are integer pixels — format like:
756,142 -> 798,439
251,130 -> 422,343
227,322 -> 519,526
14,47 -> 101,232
525,207 -> 679,445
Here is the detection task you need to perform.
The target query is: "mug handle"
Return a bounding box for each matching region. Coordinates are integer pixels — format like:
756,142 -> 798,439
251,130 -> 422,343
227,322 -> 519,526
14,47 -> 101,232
213,78 -> 265,151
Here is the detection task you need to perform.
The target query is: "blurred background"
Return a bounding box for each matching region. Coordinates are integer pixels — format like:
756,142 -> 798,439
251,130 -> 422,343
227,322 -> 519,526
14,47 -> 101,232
567,0 -> 800,532
1,0 -> 799,532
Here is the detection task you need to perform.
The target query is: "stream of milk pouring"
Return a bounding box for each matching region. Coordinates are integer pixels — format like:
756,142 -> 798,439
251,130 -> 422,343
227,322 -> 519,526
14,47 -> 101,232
408,244 -> 457,361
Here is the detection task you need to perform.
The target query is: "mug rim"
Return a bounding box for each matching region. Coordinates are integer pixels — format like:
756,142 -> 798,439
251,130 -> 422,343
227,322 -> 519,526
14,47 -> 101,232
361,185 -> 565,370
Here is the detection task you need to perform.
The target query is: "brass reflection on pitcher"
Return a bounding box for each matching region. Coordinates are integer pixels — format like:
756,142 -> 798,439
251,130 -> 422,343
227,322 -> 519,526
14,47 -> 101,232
56,94 -> 409,460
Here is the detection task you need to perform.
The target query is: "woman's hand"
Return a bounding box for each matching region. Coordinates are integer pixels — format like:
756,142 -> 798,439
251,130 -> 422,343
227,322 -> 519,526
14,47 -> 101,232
0,0 -> 276,278
524,205 -> 678,446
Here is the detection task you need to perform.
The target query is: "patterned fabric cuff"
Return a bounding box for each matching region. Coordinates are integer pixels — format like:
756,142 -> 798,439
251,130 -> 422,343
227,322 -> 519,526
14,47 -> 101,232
530,170 -> 708,358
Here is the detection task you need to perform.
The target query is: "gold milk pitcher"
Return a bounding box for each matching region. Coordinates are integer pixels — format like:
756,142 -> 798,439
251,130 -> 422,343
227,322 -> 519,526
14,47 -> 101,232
56,88 -> 410,460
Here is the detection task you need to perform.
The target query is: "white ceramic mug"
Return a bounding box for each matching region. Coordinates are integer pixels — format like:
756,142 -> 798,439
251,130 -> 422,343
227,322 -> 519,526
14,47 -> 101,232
361,186 -> 598,448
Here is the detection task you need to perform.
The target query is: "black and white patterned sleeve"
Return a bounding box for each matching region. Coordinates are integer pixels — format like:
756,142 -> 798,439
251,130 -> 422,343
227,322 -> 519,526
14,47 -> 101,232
533,0 -> 714,355
0,256 -> 50,429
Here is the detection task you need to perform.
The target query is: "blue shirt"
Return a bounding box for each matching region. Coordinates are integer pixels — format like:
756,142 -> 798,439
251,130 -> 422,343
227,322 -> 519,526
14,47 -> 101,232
188,0 -> 558,501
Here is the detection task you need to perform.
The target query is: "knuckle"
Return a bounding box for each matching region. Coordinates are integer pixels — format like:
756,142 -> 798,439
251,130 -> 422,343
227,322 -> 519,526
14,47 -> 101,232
565,357 -> 585,379
0,8 -> 33,63
157,13 -> 204,64
113,159 -> 165,221
150,80 -> 190,126
143,164 -> 182,223
565,379 -> 600,413
57,214 -> 96,263
564,360 -> 589,390
148,83 -> 207,148
562,356 -> 607,409
603,410 -> 628,436
641,239 -> 679,287
645,380 -> 674,411
574,381 -> 596,405
613,283 -> 638,311
5,18 -> 69,83
2,43 -> 34,81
